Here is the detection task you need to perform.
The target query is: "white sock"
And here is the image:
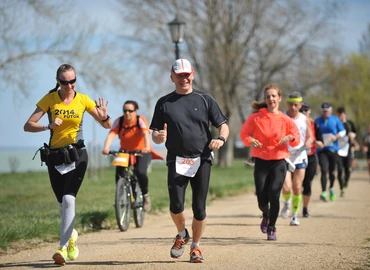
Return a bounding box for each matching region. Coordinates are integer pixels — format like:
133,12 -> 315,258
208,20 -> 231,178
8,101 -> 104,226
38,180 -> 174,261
191,242 -> 199,249
178,229 -> 186,238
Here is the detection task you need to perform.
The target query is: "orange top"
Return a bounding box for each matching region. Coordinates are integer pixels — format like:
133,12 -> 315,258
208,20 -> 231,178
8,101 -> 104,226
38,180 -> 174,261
110,115 -> 149,151
240,108 -> 300,160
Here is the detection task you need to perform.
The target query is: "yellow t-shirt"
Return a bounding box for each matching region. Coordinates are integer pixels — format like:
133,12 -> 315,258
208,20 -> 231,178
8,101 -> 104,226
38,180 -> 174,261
37,90 -> 96,149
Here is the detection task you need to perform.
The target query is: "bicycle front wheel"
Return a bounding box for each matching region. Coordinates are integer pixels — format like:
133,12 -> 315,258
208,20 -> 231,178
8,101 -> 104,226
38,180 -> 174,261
115,178 -> 131,232
133,179 -> 145,228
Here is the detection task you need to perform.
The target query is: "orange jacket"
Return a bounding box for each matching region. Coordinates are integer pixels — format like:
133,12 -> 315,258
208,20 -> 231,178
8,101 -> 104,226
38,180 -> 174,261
240,108 -> 300,160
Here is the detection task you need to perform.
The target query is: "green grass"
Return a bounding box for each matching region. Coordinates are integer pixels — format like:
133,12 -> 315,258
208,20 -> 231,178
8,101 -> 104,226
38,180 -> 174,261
0,159 -> 253,252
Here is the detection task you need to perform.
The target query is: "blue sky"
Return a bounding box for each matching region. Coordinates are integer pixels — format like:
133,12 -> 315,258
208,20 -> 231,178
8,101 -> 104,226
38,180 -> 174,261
1,0 -> 370,150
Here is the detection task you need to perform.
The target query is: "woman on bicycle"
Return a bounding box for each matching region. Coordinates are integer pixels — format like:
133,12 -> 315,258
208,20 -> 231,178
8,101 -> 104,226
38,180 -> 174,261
24,64 -> 112,266
102,100 -> 152,212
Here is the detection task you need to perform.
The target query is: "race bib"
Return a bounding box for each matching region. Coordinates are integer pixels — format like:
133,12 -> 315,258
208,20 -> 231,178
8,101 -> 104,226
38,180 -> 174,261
55,162 -> 76,175
323,133 -> 334,147
175,156 -> 201,178
289,147 -> 307,165
338,135 -> 349,157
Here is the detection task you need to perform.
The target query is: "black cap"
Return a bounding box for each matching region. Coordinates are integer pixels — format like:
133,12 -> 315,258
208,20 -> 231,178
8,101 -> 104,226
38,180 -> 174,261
299,102 -> 310,113
321,102 -> 332,111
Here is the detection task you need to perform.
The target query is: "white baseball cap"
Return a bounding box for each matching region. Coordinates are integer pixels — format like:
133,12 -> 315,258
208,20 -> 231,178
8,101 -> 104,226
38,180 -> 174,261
171,59 -> 193,74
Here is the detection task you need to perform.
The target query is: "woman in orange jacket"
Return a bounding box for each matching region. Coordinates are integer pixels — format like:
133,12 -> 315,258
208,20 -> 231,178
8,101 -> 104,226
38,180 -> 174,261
240,84 -> 300,240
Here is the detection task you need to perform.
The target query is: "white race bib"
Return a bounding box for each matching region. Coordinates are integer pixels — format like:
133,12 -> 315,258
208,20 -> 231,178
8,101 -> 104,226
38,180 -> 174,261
323,133 -> 334,147
55,162 -> 76,175
338,135 -> 349,157
175,156 -> 201,178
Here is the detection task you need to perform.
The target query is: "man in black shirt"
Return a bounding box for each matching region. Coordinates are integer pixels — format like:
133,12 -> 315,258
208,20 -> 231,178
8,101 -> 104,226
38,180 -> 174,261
150,59 -> 229,263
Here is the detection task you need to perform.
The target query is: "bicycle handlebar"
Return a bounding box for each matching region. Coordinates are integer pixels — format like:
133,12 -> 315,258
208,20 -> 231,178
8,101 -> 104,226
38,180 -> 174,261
108,150 -> 142,156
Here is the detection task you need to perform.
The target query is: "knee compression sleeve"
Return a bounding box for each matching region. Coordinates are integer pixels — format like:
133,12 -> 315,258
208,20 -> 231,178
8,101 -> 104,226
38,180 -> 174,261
292,194 -> 302,214
60,194 -> 76,247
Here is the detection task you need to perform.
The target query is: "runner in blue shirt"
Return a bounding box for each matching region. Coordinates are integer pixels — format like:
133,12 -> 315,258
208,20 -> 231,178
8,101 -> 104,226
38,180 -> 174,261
314,102 -> 345,201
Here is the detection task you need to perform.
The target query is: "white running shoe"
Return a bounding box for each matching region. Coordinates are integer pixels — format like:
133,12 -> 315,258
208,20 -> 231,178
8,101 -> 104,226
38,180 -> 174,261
281,201 -> 291,219
290,216 -> 300,226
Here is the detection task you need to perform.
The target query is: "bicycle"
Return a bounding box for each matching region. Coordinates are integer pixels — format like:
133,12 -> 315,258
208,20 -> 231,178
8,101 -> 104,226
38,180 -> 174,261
109,150 -> 145,232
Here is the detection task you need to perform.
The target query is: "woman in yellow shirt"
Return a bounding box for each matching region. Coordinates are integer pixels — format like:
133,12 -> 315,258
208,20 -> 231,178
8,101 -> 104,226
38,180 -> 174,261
24,64 -> 112,266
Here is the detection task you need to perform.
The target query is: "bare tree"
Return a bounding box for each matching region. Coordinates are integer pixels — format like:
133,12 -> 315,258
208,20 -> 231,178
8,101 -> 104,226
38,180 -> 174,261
0,0 -> 127,100
359,23 -> 370,56
115,0 -> 340,167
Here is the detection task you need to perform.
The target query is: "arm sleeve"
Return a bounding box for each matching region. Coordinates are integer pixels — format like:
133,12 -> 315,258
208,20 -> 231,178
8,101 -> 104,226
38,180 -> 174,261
149,99 -> 164,131
85,94 -> 97,113
315,122 -> 323,142
239,116 -> 255,147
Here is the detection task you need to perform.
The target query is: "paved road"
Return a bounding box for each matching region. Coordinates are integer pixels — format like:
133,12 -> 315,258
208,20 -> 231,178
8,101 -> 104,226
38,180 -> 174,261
1,171 -> 370,269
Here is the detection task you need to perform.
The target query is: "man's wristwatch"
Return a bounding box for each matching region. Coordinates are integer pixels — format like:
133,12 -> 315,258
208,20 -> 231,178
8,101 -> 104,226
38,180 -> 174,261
217,135 -> 226,143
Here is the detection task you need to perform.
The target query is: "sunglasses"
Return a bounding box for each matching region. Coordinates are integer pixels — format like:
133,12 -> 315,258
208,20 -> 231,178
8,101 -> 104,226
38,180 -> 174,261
123,109 -> 135,113
58,78 -> 76,85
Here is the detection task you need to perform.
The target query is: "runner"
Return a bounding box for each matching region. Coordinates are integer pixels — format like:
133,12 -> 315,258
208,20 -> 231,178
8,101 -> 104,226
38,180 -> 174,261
315,102 -> 346,201
240,84 -> 300,240
150,59 -> 229,263
299,102 -> 323,217
280,92 -> 313,226
23,64 -> 112,266
336,106 -> 357,189
362,124 -> 370,182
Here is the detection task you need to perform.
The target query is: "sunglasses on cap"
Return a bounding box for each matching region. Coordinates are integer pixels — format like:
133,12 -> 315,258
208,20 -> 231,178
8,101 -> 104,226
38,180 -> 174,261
123,109 -> 135,113
58,78 -> 76,85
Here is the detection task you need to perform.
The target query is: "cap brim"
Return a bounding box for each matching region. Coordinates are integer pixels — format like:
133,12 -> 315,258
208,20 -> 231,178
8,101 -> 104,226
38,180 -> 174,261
173,71 -> 192,75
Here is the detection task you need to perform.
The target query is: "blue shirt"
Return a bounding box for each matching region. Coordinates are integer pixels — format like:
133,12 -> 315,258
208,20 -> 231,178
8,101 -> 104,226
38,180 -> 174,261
314,115 -> 345,152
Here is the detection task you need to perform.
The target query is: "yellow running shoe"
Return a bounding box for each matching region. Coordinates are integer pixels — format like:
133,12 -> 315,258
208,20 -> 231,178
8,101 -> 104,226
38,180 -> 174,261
67,229 -> 79,260
52,247 -> 67,266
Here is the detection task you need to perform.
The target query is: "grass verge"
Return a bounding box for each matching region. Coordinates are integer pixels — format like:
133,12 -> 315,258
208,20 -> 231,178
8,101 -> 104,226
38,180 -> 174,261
0,159 -> 253,253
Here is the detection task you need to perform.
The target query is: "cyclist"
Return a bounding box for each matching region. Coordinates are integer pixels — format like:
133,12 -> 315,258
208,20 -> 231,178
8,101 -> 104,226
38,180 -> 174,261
281,92 -> 313,226
102,100 -> 153,212
24,64 -> 112,266
240,85 -> 300,241
150,59 -> 229,263
315,102 -> 346,201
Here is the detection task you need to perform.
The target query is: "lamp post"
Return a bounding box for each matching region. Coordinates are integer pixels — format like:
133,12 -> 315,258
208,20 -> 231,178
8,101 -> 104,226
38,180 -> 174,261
168,16 -> 185,60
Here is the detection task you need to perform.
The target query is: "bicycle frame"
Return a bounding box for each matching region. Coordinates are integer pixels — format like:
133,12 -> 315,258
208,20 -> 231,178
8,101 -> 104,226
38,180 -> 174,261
109,150 -> 145,232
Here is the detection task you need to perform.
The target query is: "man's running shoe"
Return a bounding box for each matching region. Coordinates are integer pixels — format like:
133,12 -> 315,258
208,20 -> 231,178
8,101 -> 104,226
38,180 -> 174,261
67,229 -> 79,260
267,226 -> 277,241
260,217 -> 269,233
302,207 -> 310,218
143,194 -> 151,212
170,228 -> 190,258
330,189 -> 336,201
320,191 -> 328,202
189,247 -> 204,263
280,201 -> 291,219
290,216 -> 300,226
52,247 -> 68,266
340,189 -> 345,197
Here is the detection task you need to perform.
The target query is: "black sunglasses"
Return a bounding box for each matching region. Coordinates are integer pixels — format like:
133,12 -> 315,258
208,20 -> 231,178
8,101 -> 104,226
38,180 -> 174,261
58,78 -> 77,85
123,109 -> 135,113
